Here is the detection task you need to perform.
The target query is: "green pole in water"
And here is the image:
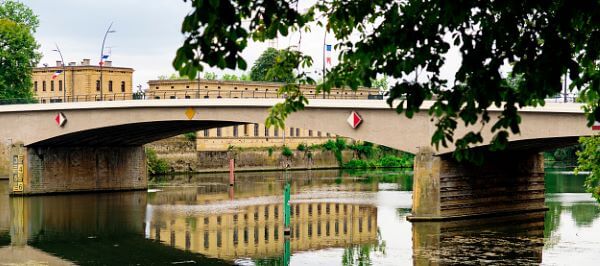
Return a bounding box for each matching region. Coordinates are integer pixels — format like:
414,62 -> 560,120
283,170 -> 292,265
283,180 -> 291,235
283,237 -> 291,265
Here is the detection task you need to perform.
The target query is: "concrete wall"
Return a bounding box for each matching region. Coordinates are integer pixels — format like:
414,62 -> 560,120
0,140 -> 9,179
411,148 -> 547,220
148,143 -> 353,173
9,145 -> 147,195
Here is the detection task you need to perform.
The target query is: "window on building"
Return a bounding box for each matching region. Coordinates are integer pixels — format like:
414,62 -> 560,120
264,126 -> 269,137
296,128 -> 300,137
169,96 -> 176,99
96,80 -> 101,91
233,125 -> 238,137
309,130 -> 313,137
121,81 -> 126,92
50,80 -> 54,91
204,129 -> 209,137
290,127 -> 294,137
327,133 -> 331,137
58,80 -> 63,91
43,81 -> 47,91
217,127 -> 222,137
155,86 -> 159,90
108,80 -> 113,92
34,81 -> 38,92
318,131 -> 322,137
244,124 -> 249,136
274,127 -> 278,137
254,124 -> 259,137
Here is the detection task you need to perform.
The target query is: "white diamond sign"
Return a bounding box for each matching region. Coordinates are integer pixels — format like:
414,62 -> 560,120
55,112 -> 67,127
347,111 -> 362,129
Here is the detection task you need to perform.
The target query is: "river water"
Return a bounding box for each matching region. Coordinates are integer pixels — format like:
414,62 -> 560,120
0,168 -> 598,265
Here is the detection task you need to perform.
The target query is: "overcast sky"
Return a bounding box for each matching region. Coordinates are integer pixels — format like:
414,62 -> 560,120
22,0 -> 468,92
22,0 -> 333,90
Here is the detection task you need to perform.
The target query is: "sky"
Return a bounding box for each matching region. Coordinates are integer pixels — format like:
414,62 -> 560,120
21,0 -> 470,92
21,0 -> 340,91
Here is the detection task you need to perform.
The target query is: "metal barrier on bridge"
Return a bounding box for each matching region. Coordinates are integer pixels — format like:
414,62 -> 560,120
0,89 -> 385,105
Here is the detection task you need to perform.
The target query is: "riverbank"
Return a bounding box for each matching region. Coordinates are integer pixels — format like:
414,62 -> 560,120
146,136 -> 414,175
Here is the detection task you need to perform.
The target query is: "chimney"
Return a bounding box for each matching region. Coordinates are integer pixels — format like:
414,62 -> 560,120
104,60 -> 112,67
68,62 -> 76,66
56,61 -> 63,67
81,59 -> 90,66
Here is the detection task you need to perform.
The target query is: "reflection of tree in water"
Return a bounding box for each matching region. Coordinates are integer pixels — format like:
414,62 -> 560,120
340,169 -> 413,191
570,204 -> 600,227
396,208 -> 411,217
252,256 -> 285,266
544,201 -> 562,241
0,231 -> 9,247
341,229 -> 386,266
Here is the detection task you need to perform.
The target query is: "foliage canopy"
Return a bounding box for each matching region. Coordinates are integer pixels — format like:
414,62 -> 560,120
175,0 -> 599,160
575,135 -> 600,203
250,47 -> 295,82
0,1 -> 39,103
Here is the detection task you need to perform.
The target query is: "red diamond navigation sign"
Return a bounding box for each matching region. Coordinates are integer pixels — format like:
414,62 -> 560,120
347,111 -> 363,129
55,112 -> 67,127
593,121 -> 600,131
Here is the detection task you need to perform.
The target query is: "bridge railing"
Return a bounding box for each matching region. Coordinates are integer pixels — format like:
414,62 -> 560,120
0,89 -> 385,105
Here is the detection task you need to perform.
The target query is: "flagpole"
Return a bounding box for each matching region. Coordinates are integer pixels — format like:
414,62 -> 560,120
100,22 -> 115,101
52,44 -> 66,102
322,29 -> 327,99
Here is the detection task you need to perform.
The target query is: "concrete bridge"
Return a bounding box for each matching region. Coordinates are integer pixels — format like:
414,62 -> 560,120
0,99 -> 595,221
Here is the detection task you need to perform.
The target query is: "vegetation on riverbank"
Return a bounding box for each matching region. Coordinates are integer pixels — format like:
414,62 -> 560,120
575,135 -> 600,203
146,148 -> 169,175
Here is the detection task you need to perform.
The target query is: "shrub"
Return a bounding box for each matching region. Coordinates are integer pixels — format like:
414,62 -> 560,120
344,159 -> 368,169
378,155 -> 404,167
183,131 -> 197,142
323,139 -> 336,151
146,148 -> 170,175
297,143 -> 306,151
282,145 -> 293,157
268,147 -> 274,157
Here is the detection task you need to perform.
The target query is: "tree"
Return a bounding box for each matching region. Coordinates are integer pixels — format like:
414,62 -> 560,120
249,47 -> 295,82
0,0 -> 39,31
575,135 -> 600,203
203,72 -> 217,80
0,19 -> 39,103
174,1 -> 599,161
0,1 -> 39,104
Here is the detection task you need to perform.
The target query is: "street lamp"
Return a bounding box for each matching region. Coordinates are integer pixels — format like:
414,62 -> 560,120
99,22 -> 115,101
52,44 -> 66,102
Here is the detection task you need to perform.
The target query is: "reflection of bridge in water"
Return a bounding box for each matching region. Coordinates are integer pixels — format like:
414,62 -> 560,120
0,183 -> 228,265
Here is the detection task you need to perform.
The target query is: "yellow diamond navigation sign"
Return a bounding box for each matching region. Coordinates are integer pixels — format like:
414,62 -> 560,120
185,107 -> 196,120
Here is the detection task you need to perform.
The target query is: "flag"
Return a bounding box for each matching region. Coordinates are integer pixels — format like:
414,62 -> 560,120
99,54 -> 109,66
51,70 -> 63,80
325,44 -> 332,65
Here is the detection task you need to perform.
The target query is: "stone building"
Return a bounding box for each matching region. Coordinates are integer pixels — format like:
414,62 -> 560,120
147,79 -> 381,151
32,59 -> 134,103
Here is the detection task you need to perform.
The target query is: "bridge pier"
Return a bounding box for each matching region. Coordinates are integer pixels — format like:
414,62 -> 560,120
7,144 -> 147,195
409,148 -> 547,221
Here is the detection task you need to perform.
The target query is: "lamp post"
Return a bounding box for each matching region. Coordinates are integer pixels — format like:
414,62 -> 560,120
99,22 -> 115,101
52,44 -> 66,102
